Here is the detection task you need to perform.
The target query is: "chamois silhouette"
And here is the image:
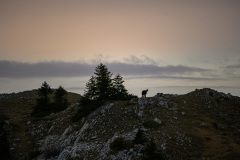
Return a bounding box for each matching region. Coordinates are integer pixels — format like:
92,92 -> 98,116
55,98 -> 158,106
142,89 -> 148,97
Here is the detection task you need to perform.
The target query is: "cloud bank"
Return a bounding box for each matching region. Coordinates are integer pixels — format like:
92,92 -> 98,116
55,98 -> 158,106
0,60 -> 214,81
224,63 -> 240,69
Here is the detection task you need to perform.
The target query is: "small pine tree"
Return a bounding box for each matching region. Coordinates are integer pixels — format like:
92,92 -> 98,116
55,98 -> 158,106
54,86 -> 69,109
34,81 -> 53,112
84,76 -> 97,100
112,74 -> 128,100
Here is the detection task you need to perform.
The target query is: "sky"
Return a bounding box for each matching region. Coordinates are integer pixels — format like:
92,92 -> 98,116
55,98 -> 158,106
0,0 -> 240,97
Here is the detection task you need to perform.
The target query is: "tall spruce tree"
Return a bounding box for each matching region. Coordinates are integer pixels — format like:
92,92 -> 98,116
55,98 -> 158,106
84,63 -> 113,101
95,63 -> 113,100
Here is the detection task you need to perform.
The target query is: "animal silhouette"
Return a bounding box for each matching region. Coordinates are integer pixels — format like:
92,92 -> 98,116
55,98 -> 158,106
142,89 -> 148,97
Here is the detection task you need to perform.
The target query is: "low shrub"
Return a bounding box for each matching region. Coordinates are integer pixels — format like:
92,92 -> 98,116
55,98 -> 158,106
209,91 -> 214,97
143,140 -> 166,160
133,129 -> 146,144
110,137 -> 133,151
32,102 -> 68,118
44,145 -> 63,159
143,120 -> 161,129
0,113 -> 8,122
28,149 -> 42,160
118,94 -> 138,101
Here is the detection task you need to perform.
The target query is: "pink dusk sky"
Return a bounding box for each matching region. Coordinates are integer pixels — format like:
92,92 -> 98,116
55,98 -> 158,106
0,0 -> 240,96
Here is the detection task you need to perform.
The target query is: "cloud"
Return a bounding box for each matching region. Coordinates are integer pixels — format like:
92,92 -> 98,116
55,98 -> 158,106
0,60 -> 213,79
124,75 -> 223,81
221,63 -> 240,78
107,62 -> 211,76
224,63 -> 240,69
123,55 -> 160,65
0,61 -> 95,78
156,85 -> 240,89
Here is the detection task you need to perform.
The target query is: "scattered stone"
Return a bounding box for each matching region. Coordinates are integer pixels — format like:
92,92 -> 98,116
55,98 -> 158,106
62,126 -> 72,136
48,125 -> 54,133
138,98 -> 149,108
159,101 -> 168,109
91,135 -> 97,139
14,138 -> 20,142
153,118 -> 162,124
227,93 -> 233,99
137,111 -> 144,118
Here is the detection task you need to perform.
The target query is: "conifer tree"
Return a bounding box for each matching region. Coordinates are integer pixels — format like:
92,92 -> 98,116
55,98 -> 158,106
112,74 -> 128,99
35,81 -> 53,112
73,63 -> 137,121
54,86 -> 68,109
83,63 -> 136,103
84,63 -> 113,101
94,63 -> 113,100
84,76 -> 97,100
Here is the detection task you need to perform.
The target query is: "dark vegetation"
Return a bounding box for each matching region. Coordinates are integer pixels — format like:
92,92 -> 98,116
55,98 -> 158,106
53,86 -> 69,110
31,63 -> 136,121
0,90 -> 79,160
0,113 -> 11,160
28,149 -> 42,160
143,120 -> 162,129
32,82 -> 69,117
72,63 -> 137,121
83,63 -> 136,101
133,129 -> 146,144
110,137 -> 133,151
71,97 -> 104,122
43,145 -> 63,159
143,139 -> 166,160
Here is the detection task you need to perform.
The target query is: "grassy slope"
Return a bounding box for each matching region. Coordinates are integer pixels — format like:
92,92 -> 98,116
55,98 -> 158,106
167,90 -> 240,159
0,90 -> 80,159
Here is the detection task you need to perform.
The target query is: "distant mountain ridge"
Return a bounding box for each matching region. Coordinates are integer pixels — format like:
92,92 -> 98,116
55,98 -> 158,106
0,90 -> 38,100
